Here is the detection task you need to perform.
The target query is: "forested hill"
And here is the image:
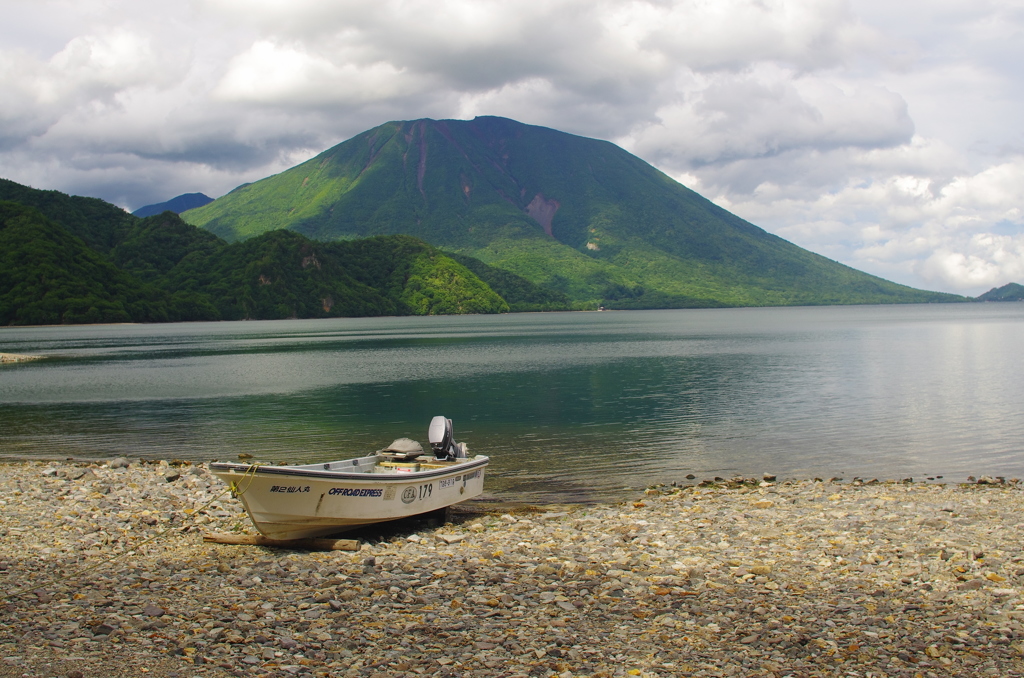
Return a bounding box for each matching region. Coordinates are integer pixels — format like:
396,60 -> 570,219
975,282 -> 1024,301
0,180 -> 525,326
183,116 -> 967,308
0,201 -> 172,325
0,177 -> 137,254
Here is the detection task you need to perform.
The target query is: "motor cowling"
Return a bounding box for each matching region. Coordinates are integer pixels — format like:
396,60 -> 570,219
428,416 -> 456,460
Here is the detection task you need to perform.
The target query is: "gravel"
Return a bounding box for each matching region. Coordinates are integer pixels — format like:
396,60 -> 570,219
2,460 -> 1024,677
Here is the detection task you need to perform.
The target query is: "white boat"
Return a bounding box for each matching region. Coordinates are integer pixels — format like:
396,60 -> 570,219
209,416 -> 488,540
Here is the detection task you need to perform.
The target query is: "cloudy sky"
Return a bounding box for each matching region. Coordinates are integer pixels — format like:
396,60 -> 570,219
2,0 -> 1022,295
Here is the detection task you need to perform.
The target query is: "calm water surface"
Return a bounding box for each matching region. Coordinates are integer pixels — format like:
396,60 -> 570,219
2,304 -> 1022,502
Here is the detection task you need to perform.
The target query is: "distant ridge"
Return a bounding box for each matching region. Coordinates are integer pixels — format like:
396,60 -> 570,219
183,116 -> 966,309
133,193 -> 213,217
976,282 -> 1024,301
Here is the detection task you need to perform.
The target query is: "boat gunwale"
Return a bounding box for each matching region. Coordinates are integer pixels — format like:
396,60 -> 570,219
209,456 -> 488,482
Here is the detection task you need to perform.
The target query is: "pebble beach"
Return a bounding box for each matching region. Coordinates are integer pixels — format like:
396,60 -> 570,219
2,460 -> 1024,678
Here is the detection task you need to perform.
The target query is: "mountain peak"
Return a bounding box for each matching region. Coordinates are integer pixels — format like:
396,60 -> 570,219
182,117 -> 964,308
133,193 -> 213,218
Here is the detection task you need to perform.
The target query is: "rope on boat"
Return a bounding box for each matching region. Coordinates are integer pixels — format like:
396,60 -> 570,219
3,464 -> 260,602
228,462 -> 261,498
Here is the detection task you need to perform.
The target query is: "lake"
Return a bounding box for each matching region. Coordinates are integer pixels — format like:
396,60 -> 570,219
2,304 -> 1022,503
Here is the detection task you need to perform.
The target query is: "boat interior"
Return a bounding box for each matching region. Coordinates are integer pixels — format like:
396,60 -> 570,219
290,453 -> 472,474
262,416 -> 474,475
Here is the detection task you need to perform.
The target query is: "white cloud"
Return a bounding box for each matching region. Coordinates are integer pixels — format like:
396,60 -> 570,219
215,41 -> 415,106
48,31 -> 162,91
918,236 -> 1024,291
622,67 -> 914,169
0,0 -> 1021,293
701,151 -> 1024,293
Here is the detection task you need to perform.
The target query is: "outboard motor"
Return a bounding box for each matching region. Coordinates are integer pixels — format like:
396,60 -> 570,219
428,416 -> 457,460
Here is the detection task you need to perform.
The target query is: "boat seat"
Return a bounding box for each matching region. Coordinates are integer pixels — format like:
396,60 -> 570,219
375,462 -> 420,473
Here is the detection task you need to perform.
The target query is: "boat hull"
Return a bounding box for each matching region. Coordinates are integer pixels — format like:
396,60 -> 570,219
210,456 -> 488,540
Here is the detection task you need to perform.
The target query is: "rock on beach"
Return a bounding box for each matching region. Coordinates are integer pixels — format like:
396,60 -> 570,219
2,460 -> 1024,677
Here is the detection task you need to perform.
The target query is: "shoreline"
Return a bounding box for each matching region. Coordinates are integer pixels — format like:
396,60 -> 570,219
0,300 -> 1011,332
0,454 -> 1016,498
2,459 -> 1024,677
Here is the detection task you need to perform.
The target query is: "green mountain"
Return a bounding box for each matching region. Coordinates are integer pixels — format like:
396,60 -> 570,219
159,230 -> 508,319
0,181 -> 511,325
0,177 -> 137,254
444,252 -> 572,312
976,282 -> 1024,301
183,116 -> 966,307
0,200 -> 175,325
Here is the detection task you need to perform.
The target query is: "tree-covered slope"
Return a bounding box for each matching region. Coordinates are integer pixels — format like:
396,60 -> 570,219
976,282 -> 1024,301
183,116 -> 967,308
0,178 -> 137,254
0,181 -> 511,325
110,211 -> 226,282
162,230 -> 508,320
0,201 -> 176,325
443,252 -> 573,312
